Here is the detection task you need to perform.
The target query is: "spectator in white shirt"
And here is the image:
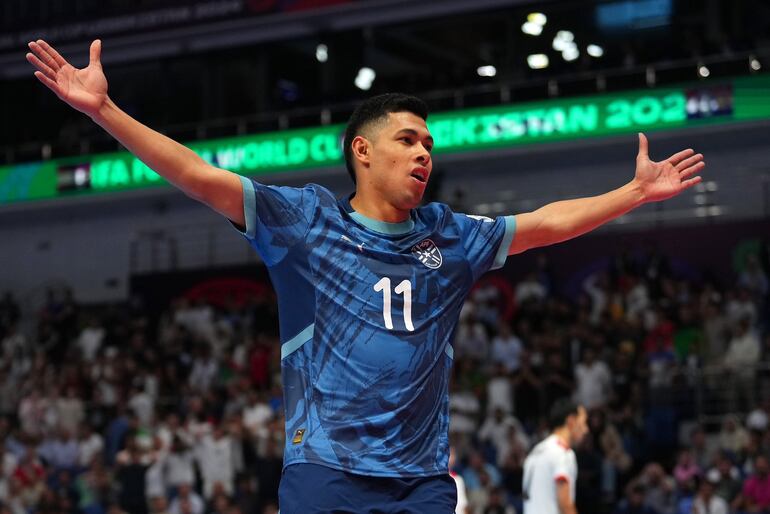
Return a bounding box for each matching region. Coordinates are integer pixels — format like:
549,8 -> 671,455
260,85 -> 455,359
77,423 -> 104,468
515,272 -> 547,305
56,386 -> 85,434
163,436 -> 196,494
486,364 -> 514,415
693,476 -> 728,514
479,408 -> 530,467
188,345 -> 219,393
573,347 -> 612,410
128,385 -> 155,429
242,391 -> 273,440
197,425 -> 234,498
168,483 -> 205,514
490,323 -> 523,374
723,318 -> 761,411
76,317 -> 104,362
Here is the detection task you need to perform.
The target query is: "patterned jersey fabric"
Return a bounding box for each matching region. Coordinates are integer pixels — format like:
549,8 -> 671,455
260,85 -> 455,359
235,177 -> 516,477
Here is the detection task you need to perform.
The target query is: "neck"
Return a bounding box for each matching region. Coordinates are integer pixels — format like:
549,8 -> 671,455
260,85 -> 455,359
553,428 -> 571,448
350,190 -> 410,223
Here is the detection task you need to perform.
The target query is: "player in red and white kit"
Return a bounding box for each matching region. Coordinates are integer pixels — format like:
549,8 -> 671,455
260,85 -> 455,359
522,399 -> 589,514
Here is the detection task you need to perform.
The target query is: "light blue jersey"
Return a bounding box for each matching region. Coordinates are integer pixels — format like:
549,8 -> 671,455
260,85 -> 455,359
235,177 -> 516,477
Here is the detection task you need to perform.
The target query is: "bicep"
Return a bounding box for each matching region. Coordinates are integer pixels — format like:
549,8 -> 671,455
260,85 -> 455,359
195,165 -> 245,227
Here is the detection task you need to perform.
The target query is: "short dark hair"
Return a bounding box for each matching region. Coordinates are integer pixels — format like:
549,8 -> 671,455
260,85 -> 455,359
548,397 -> 580,430
342,93 -> 428,184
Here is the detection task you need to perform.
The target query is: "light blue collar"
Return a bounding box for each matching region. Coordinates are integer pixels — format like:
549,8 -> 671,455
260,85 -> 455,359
349,211 -> 415,235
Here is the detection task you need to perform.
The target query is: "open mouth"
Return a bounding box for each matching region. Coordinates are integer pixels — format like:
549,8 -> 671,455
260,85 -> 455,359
410,168 -> 428,183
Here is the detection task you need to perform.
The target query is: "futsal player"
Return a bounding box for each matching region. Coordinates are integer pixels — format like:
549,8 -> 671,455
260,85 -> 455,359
26,39 -> 704,513
522,399 -> 588,514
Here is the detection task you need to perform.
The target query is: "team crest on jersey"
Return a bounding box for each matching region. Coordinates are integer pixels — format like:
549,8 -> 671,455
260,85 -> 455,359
411,239 -> 443,269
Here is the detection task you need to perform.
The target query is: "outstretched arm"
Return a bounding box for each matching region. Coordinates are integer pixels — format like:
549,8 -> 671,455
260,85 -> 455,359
508,133 -> 704,255
26,39 -> 245,226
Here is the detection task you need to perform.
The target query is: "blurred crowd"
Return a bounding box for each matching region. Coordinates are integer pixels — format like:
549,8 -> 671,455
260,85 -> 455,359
0,243 -> 768,514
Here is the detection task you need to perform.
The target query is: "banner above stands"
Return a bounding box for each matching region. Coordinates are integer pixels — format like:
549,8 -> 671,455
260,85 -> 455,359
1,74 -> 768,206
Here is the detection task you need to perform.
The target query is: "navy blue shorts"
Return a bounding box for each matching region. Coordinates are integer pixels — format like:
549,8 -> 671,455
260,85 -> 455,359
278,463 -> 457,514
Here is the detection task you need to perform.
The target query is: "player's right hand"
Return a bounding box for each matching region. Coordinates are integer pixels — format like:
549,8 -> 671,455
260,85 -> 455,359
26,39 -> 108,118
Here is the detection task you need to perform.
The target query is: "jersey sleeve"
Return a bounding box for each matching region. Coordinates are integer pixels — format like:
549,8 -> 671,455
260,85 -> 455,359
552,450 -> 573,483
232,176 -> 318,266
452,212 -> 517,281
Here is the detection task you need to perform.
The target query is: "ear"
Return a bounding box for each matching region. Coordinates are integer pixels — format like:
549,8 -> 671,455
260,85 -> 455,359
351,135 -> 371,170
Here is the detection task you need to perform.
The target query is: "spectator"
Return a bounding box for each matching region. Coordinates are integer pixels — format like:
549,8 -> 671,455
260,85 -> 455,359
188,345 -> 218,393
584,272 -> 611,325
613,485 -> 658,514
700,301 -> 730,366
242,392 -> 272,441
626,463 -> 676,514
168,483 -> 204,514
483,487 -> 515,514
673,449 -> 700,488
76,318 -> 105,363
478,408 -> 529,467
726,288 -> 758,327
689,426 -> 717,472
39,427 -> 79,471
162,435 -> 196,495
128,385 -> 155,429
461,451 -> 501,492
485,365 -> 514,415
489,322 -> 523,374
709,452 -> 742,504
589,408 -> 632,499
455,306 -> 489,361
732,454 -> 770,513
723,317 -> 761,411
511,351 -> 543,428
115,434 -> 156,514
718,416 -> 750,456
515,272 -> 547,305
542,352 -> 573,409
693,475 -> 728,514
573,347 -> 612,409
198,424 -> 234,499
57,386 -> 85,434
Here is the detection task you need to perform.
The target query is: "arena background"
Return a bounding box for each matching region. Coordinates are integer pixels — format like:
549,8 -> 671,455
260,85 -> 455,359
0,1 -> 769,513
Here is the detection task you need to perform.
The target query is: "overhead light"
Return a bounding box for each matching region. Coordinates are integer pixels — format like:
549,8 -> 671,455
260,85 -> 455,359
477,65 -> 497,77
563,46 -> 580,62
315,44 -> 328,63
527,54 -> 549,69
355,67 -> 376,90
521,21 -> 543,36
750,57 -> 761,71
587,44 -> 604,57
527,12 -> 547,26
698,65 -> 710,78
552,30 -> 575,51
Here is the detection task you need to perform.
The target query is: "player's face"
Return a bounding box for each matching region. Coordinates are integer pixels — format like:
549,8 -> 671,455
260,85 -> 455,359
569,406 -> 589,446
367,111 -> 434,210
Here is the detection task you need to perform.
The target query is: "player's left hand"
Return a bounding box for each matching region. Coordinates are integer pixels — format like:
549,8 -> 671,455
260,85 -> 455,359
634,132 -> 705,203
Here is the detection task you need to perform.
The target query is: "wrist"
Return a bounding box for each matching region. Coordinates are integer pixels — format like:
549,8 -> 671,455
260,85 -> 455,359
626,178 -> 648,206
89,96 -> 116,125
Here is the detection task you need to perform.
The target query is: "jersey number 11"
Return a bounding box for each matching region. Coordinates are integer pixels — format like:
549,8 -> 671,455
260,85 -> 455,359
373,277 -> 415,332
